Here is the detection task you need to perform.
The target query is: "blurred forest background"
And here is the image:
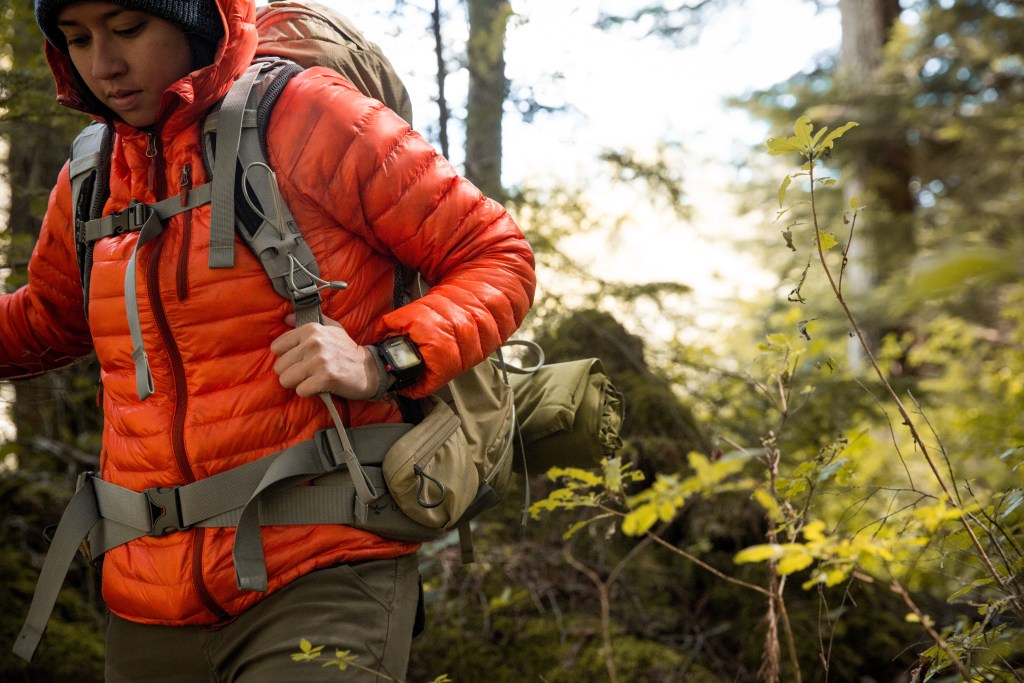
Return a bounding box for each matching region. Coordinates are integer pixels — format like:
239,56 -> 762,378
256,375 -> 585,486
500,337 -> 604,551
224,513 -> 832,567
2,0 -> 1024,680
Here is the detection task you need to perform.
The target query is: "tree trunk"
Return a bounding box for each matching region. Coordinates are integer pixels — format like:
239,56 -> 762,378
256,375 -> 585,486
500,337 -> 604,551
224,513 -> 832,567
465,0 -> 511,203
837,0 -> 914,356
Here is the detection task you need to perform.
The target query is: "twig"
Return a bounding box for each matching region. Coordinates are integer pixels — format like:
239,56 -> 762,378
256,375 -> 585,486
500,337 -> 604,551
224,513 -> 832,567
889,580 -> 970,680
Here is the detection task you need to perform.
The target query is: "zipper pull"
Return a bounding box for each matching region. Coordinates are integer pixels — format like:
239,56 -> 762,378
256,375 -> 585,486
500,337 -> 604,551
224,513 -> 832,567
179,163 -> 192,207
146,131 -> 158,194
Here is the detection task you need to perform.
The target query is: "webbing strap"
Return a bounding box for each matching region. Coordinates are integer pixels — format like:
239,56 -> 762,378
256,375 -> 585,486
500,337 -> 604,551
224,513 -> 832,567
291,303 -> 377,506
12,424 -> 412,663
232,427 -> 375,591
210,63 -> 264,268
227,301 -> 382,592
83,184 -> 212,242
123,207 -> 168,400
13,477 -> 101,663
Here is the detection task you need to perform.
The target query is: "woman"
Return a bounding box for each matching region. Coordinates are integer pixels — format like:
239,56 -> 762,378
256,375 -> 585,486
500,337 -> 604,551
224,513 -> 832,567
6,0 -> 535,679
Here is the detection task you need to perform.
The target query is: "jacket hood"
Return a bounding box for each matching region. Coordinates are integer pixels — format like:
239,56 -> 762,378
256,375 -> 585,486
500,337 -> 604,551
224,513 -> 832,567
45,0 -> 257,130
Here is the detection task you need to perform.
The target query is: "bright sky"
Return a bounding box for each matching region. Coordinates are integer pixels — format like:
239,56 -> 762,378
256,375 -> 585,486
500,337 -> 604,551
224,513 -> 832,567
336,0 -> 843,310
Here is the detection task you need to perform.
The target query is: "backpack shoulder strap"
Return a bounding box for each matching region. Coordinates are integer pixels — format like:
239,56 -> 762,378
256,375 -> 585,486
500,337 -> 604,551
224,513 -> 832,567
69,121 -> 113,316
202,59 -> 333,317
202,58 -> 374,515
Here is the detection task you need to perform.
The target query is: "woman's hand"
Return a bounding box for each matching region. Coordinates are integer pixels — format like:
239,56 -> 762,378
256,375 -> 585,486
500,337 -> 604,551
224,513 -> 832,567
270,313 -> 381,400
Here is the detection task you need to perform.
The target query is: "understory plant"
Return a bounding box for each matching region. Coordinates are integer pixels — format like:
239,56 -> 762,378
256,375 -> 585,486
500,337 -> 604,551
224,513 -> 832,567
529,116 -> 1024,682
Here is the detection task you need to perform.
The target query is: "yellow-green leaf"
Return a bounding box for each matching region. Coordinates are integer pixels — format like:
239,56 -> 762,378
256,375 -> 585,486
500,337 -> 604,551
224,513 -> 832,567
817,230 -> 837,251
547,467 -> 602,487
778,550 -> 814,575
778,175 -> 792,207
815,121 -> 859,153
766,137 -> 803,156
735,544 -> 784,564
794,116 -> 814,148
752,488 -> 782,521
291,639 -> 325,662
823,569 -> 848,587
622,505 -> 659,536
948,577 -> 994,602
810,125 -> 828,148
802,520 -> 827,543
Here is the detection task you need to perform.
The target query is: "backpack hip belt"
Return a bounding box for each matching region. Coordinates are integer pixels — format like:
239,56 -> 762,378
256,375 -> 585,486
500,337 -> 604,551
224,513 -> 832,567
12,421 -> 435,663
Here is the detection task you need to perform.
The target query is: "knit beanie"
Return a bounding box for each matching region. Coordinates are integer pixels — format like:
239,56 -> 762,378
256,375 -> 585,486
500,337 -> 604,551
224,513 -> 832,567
35,0 -> 224,52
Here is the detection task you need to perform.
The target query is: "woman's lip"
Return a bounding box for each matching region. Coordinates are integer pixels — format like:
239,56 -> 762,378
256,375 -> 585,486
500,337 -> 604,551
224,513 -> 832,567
106,90 -> 141,111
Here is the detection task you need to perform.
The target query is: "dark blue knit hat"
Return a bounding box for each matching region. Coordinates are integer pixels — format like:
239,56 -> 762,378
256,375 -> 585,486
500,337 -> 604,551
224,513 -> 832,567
35,0 -> 223,51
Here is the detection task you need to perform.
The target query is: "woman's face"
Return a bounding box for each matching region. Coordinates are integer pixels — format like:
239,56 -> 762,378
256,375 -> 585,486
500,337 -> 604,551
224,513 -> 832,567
57,1 -> 193,127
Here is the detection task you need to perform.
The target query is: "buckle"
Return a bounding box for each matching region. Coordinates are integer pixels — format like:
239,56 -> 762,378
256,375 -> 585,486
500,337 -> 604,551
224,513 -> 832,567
109,200 -> 150,235
144,486 -> 187,536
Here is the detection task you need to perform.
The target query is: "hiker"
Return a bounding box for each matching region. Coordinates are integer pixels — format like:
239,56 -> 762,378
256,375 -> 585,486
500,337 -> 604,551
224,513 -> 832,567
3,0 -> 535,680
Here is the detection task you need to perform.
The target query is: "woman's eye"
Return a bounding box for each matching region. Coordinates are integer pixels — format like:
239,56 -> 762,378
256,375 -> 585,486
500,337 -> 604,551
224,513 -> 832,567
114,22 -> 145,37
65,35 -> 90,48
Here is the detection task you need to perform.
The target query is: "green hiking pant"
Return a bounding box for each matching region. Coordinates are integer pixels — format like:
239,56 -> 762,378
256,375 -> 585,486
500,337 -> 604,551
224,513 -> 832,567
104,554 -> 420,682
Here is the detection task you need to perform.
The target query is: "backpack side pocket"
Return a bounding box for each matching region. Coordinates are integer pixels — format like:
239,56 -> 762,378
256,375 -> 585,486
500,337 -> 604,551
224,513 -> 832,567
383,396 -> 478,529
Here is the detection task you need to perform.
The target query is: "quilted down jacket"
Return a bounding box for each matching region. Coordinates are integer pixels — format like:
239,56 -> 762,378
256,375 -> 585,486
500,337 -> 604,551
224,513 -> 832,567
0,0 -> 535,626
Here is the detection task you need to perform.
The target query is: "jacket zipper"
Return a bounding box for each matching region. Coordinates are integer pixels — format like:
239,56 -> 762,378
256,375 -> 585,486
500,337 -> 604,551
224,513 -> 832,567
177,164 -> 192,301
143,136 -> 226,620
145,131 -> 158,194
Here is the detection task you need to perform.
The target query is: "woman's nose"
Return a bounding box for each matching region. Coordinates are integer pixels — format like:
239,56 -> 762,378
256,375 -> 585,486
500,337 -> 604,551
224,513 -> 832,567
90,39 -> 127,80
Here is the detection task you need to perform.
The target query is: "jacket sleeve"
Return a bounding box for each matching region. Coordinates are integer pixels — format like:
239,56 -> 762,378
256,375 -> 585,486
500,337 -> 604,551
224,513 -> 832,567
0,163 -> 93,378
269,69 -> 536,397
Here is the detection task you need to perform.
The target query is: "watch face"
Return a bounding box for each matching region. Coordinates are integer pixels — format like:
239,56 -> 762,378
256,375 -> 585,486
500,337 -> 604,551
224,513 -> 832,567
383,337 -> 421,370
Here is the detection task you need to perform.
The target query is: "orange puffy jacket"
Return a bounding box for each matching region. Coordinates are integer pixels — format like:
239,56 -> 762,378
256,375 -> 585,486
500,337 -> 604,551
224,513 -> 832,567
0,0 -> 535,625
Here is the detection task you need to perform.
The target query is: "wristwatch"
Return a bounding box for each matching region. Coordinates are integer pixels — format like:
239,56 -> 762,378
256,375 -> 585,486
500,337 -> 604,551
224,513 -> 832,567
374,336 -> 424,391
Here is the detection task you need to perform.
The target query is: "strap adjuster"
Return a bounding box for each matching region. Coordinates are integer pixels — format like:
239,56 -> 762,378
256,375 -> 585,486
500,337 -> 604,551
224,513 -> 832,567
314,428 -> 340,472
290,284 -> 323,313
144,486 -> 187,536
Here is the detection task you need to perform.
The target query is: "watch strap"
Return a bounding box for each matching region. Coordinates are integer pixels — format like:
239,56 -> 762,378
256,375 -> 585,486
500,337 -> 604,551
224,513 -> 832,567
367,345 -> 391,401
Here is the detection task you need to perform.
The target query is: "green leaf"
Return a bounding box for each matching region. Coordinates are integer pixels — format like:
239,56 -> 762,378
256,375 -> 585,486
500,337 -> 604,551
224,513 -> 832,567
766,136 -> 803,156
815,121 -> 859,153
547,467 -> 603,487
321,650 -> 357,670
810,125 -> 828,148
778,550 -> 814,575
734,544 -> 784,564
947,577 -> 995,602
563,513 -> 615,540
752,488 -> 783,521
1000,489 -> 1024,519
817,230 -> 837,251
291,638 -> 325,662
778,175 -> 792,207
623,505 -> 659,536
818,458 -> 848,481
794,116 -> 814,148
